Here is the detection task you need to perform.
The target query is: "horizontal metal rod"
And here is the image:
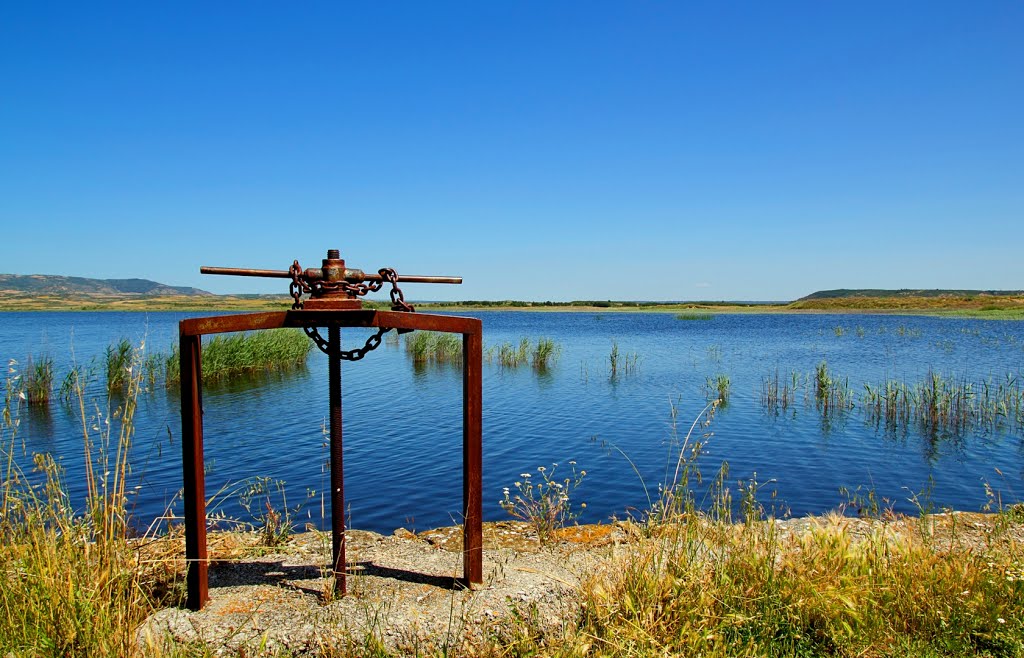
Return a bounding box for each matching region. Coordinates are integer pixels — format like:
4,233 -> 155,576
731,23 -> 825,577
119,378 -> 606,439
200,266 -> 461,284
200,266 -> 291,278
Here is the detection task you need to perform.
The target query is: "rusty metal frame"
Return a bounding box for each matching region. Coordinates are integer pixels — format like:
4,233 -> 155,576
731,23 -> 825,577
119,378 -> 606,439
179,309 -> 483,610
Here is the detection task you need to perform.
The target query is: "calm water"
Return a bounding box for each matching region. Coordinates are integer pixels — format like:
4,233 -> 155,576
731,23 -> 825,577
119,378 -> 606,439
2,311 -> 1023,533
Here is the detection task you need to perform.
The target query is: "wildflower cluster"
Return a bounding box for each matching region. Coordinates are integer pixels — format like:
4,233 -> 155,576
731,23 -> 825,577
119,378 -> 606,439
499,461 -> 586,544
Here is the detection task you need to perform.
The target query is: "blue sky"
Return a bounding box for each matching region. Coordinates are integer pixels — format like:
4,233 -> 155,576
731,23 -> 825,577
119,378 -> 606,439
2,2 -> 1021,301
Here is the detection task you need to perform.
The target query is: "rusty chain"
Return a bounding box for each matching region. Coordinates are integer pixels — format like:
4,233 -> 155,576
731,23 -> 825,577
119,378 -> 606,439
290,260 -> 414,359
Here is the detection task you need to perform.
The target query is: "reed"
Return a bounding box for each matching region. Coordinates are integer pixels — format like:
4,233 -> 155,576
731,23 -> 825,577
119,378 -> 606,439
675,312 -> 713,321
496,338 -> 530,368
23,355 -> 54,406
813,360 -> 853,415
58,364 -> 90,404
863,372 -> 1024,436
404,331 -> 462,365
608,341 -> 640,380
531,337 -> 560,370
165,328 -> 313,385
105,338 -> 133,394
705,374 -> 731,404
482,337 -> 562,370
761,369 -> 802,413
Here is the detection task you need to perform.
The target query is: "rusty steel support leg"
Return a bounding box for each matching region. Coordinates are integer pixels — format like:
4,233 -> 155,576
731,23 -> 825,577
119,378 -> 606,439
462,330 -> 483,586
328,324 -> 346,595
180,333 -> 209,611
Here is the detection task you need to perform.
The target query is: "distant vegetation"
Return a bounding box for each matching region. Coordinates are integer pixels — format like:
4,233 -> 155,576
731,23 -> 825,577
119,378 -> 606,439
792,289 -> 1024,317
799,288 -> 1024,300
3,273 -> 1024,319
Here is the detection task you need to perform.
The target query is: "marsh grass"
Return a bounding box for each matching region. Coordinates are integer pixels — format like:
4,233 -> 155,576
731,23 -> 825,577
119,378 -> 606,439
761,369 -> 802,414
165,328 -> 313,385
105,337 -> 134,394
405,331 -> 462,365
531,337 -> 560,370
704,374 -> 731,404
814,360 -> 853,416
864,372 -> 1024,437
489,337 -> 529,368
1,347 -> 183,656
571,512 -> 1023,657
480,337 -> 562,370
59,363 -> 92,405
676,312 -> 714,321
24,355 -> 54,405
493,404 -> 1024,658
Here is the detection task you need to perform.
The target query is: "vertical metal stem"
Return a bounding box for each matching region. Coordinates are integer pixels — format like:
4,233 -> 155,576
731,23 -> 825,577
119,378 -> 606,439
328,324 -> 346,595
180,333 -> 209,610
463,329 -> 483,585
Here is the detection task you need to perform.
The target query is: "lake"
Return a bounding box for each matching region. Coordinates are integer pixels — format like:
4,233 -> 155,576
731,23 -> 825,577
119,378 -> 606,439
2,310 -> 1023,534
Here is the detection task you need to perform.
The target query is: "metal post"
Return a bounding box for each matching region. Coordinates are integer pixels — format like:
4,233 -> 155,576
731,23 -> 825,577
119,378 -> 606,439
180,333 -> 209,610
328,324 -> 346,595
463,329 -> 483,585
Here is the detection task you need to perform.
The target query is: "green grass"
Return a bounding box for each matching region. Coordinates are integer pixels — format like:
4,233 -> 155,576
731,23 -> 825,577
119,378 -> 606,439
58,364 -> 91,404
531,337 -> 560,370
404,331 -> 462,365
705,373 -> 731,404
105,338 -> 134,394
23,355 -> 54,406
481,337 -> 562,370
864,372 -> 1023,436
676,312 -> 714,321
609,341 -> 640,379
165,329 -> 313,385
814,360 -> 854,416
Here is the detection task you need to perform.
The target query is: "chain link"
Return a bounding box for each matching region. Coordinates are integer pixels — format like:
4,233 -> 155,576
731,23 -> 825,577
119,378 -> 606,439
303,325 -> 391,360
379,268 -> 415,312
290,260 -> 412,358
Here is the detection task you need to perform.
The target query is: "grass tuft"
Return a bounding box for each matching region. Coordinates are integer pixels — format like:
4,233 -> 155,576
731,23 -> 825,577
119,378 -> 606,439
165,329 -> 313,385
23,355 -> 54,406
404,331 -> 462,365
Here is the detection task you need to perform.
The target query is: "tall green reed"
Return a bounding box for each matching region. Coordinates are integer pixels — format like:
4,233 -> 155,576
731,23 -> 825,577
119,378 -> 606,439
608,341 -> 640,380
24,355 -> 54,406
165,328 -> 313,385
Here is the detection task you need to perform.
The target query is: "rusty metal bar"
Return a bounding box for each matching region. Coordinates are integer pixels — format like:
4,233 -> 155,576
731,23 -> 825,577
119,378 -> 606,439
327,325 -> 347,595
180,333 -> 209,611
200,266 -> 291,278
200,265 -> 461,285
463,329 -> 484,586
180,310 -> 481,338
283,310 -> 481,334
180,312 -> 289,337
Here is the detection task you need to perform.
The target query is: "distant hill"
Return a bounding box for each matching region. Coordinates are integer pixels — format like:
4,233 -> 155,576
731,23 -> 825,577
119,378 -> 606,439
799,289 -> 1024,301
0,274 -> 213,297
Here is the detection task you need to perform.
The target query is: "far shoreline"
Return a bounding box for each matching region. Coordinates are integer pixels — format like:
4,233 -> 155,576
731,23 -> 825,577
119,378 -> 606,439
1,294 -> 1023,319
